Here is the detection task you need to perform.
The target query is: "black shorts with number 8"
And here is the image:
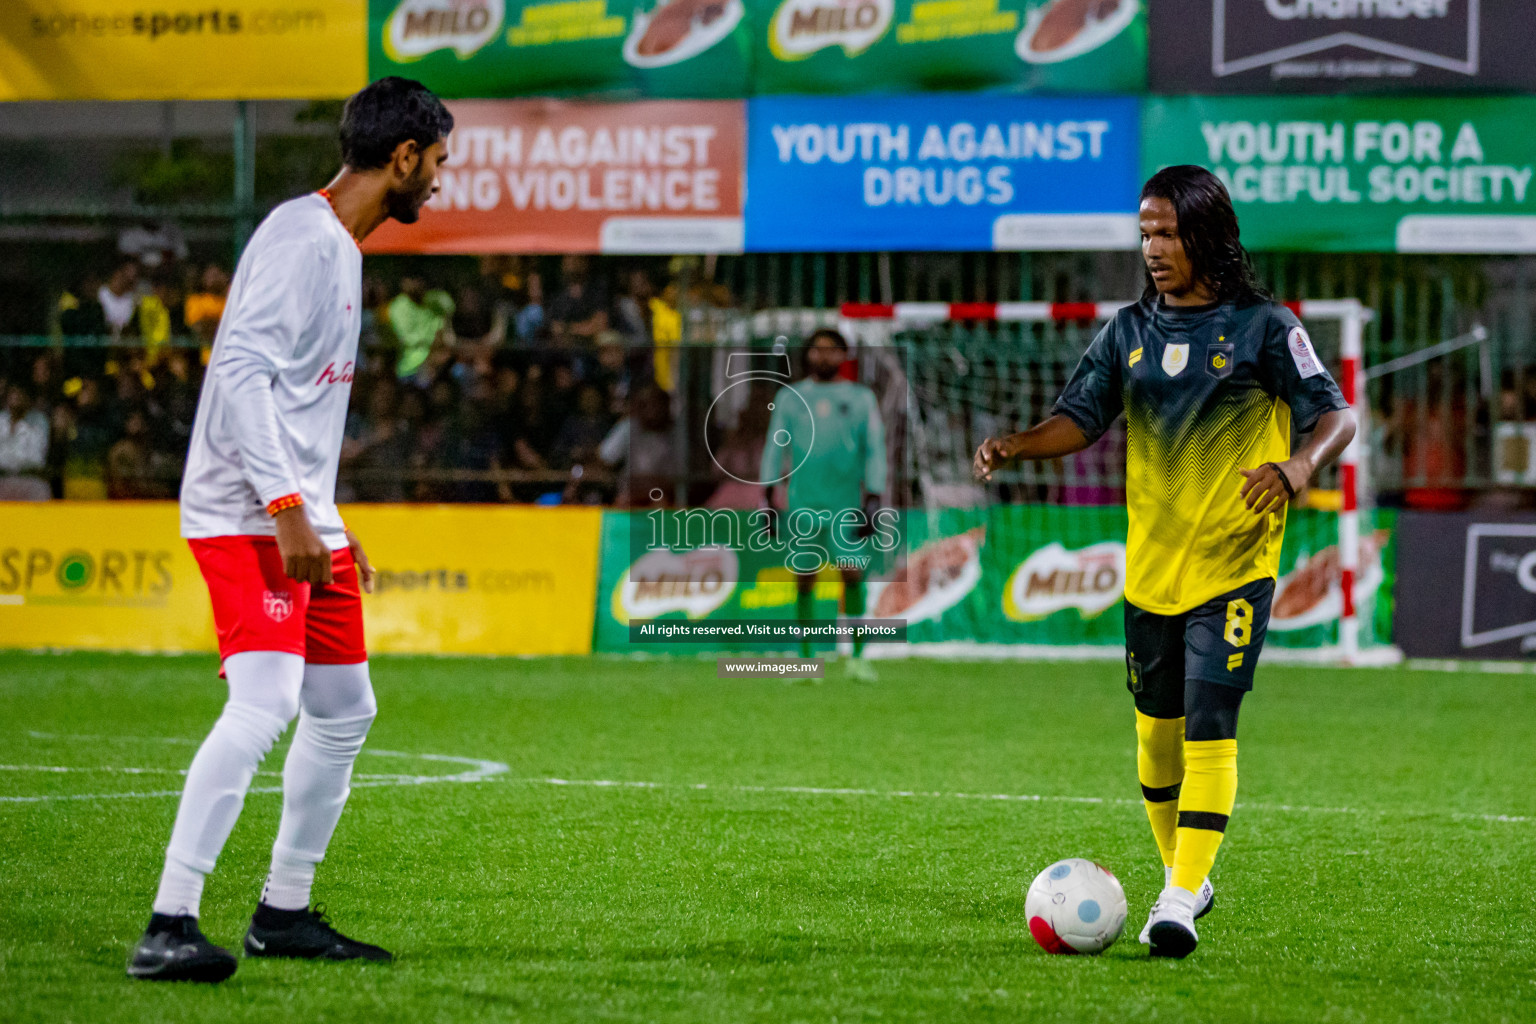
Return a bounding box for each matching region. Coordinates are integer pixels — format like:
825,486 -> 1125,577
1124,578 -> 1275,719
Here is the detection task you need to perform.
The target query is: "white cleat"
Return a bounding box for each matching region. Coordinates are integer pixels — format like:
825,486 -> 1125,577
1139,869 -> 1214,945
1145,885 -> 1201,959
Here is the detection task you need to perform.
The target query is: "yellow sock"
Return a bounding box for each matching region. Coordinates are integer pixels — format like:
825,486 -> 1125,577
1172,738 -> 1238,893
1135,711 -> 1185,869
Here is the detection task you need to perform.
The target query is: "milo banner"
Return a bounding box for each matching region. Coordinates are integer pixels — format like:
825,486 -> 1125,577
371,0 -> 751,98
752,0 -> 1145,94
1143,96 -> 1536,253
1150,0 -> 1536,94
592,505 -> 1396,654
369,0 -> 1142,98
363,99 -> 745,254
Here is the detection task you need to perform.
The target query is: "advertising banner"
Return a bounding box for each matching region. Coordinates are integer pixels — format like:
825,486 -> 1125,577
369,0 -> 751,99
341,504 -> 601,655
592,505 -> 1394,654
0,502 -> 601,656
1,0 -> 365,100
1394,512 -> 1536,660
752,0 -> 1145,94
364,99 -> 746,254
1150,0 -> 1536,94
370,0 -> 1142,100
745,94 -> 1140,252
1143,96 -> 1536,253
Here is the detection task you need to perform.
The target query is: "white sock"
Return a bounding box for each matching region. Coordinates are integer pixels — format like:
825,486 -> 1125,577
152,652 -> 303,917
261,662 -> 376,911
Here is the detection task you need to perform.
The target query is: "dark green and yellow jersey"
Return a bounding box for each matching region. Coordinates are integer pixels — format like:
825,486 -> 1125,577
1054,297 -> 1349,615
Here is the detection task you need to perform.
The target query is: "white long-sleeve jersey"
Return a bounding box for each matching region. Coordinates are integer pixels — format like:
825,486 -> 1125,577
180,193 -> 362,550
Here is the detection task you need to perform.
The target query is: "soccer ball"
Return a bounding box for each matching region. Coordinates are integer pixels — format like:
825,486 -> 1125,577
1025,858 -> 1128,955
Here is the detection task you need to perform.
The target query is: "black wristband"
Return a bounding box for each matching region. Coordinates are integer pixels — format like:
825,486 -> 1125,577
1266,462 -> 1297,499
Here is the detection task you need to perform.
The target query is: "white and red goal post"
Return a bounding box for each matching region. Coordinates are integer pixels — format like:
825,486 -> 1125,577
839,298 -> 1371,663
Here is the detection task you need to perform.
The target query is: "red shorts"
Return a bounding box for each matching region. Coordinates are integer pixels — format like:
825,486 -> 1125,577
190,536 -> 366,666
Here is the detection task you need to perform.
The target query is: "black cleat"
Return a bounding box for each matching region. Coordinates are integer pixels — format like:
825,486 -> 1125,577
127,913 -> 238,982
243,903 -> 392,962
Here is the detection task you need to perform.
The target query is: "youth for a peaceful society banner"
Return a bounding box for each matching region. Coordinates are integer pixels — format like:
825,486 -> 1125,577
1150,0 -> 1536,94
364,99 -> 745,254
1143,96 -> 1536,253
592,505 -> 1395,655
745,94 -> 1139,252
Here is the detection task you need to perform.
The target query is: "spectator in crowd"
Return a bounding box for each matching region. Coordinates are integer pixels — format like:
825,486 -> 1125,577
183,263 -> 229,346
0,383 -> 52,500
650,278 -> 683,392
388,275 -> 455,379
136,275 -> 178,365
149,348 -> 199,461
107,407 -> 156,499
452,281 -> 501,353
548,255 -> 609,348
613,267 -> 656,347
59,273 -> 109,338
59,376 -> 117,499
551,384 -> 612,469
341,378 -> 411,503
599,384 -> 678,507
98,261 -> 141,341
514,271 -> 545,345
704,380 -> 772,509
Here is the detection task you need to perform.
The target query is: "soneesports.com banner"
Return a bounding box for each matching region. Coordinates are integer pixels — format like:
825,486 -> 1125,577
745,94 -> 1140,252
591,505 -> 1395,654
1143,96 -> 1536,254
1149,0 -> 1536,95
0,0 -> 366,100
0,502 -> 602,656
367,0 -> 1145,99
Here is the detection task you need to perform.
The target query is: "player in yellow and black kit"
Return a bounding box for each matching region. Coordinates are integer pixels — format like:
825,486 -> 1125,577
975,166 -> 1356,959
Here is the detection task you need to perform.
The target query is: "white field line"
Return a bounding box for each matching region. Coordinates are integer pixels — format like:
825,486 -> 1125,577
0,743 -> 509,805
523,777 -> 1530,826
2,734 -> 1527,824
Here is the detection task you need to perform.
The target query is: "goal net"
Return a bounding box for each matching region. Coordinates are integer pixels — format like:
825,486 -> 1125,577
723,299 -> 1386,663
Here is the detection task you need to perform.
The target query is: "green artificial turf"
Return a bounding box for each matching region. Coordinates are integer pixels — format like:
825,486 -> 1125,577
1,652 -> 1532,1023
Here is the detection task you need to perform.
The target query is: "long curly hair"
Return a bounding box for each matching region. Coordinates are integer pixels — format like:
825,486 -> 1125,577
1139,165 -> 1268,305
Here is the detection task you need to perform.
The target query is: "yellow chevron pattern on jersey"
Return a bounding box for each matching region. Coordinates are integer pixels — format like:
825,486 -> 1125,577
1128,346 -> 1143,367
1123,384 -> 1291,615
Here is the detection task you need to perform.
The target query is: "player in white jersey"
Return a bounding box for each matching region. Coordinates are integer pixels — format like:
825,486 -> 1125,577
128,78 -> 453,983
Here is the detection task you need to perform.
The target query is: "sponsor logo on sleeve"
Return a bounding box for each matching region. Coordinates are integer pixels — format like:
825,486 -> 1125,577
1287,325 -> 1322,379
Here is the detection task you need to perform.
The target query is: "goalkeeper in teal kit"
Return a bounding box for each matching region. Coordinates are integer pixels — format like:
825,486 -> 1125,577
759,328 -> 888,679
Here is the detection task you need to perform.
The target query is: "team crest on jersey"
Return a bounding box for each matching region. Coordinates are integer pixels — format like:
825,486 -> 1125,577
263,590 -> 294,622
1206,343 -> 1234,380
1161,343 -> 1189,377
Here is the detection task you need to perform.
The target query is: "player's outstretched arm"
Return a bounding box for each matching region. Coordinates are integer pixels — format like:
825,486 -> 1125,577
1238,408 -> 1356,516
973,414 -> 1092,482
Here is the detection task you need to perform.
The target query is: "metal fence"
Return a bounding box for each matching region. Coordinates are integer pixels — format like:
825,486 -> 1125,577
4,251 -> 1535,504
